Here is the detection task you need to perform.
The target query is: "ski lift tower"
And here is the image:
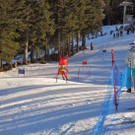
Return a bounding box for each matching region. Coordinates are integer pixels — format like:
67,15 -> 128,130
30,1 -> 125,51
120,1 -> 133,25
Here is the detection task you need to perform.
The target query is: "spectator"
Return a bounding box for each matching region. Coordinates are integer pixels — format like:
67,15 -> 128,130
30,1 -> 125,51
90,42 -> 93,50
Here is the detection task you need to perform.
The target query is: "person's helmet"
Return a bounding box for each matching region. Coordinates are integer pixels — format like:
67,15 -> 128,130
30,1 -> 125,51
60,65 -> 64,68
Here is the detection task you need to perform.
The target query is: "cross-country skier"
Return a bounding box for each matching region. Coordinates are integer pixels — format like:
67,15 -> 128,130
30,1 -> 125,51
126,45 -> 135,92
58,65 -> 68,80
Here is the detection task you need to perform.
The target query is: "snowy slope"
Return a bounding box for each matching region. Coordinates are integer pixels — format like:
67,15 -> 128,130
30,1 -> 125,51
0,25 -> 135,135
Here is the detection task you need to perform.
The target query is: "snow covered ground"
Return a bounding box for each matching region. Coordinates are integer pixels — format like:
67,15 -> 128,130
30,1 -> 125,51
0,25 -> 135,135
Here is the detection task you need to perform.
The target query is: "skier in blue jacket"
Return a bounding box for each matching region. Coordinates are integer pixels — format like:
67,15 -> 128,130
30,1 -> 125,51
126,45 -> 135,92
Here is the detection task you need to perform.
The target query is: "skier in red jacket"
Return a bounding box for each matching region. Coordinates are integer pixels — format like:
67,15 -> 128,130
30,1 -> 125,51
58,65 -> 68,80
90,42 -> 93,50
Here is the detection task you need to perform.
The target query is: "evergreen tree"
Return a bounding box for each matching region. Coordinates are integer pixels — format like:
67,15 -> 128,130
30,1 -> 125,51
48,0 -> 85,57
63,0 -> 84,55
75,0 -> 86,52
28,0 -> 55,62
81,0 -> 105,49
16,0 -> 54,64
0,0 -> 22,63
18,0 -> 37,64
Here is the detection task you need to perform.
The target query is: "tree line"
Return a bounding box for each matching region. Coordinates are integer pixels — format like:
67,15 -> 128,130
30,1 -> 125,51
0,0 -> 107,66
1,0 -> 134,67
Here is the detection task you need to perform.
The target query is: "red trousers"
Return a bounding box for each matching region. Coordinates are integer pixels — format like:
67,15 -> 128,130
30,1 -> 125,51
59,70 -> 68,79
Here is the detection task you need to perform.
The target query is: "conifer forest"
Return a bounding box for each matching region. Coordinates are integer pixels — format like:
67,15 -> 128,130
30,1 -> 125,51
0,0 -> 135,68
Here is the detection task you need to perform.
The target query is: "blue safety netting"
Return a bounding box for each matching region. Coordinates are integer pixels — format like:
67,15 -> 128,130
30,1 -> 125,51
93,65 -> 127,135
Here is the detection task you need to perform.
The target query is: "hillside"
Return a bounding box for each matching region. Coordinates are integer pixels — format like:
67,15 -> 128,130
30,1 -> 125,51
0,25 -> 135,135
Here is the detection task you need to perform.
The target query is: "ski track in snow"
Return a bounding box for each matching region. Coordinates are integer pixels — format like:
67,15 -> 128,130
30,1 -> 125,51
0,25 -> 135,135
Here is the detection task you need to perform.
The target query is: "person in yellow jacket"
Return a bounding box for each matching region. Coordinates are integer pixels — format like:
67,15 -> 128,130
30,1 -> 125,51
58,65 -> 68,80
